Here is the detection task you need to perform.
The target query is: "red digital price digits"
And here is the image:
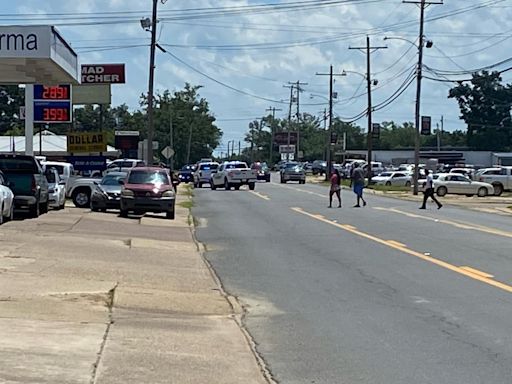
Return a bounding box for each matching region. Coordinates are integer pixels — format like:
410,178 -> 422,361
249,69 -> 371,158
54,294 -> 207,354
43,108 -> 69,121
42,86 -> 69,100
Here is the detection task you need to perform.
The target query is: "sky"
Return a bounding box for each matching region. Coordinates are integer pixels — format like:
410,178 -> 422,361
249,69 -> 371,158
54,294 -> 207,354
6,0 -> 512,155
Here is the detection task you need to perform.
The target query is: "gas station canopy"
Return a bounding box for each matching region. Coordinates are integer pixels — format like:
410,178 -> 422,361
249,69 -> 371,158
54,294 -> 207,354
0,25 -> 79,84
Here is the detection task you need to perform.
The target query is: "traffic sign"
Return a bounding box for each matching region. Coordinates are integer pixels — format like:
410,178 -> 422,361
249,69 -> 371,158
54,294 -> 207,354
161,146 -> 175,159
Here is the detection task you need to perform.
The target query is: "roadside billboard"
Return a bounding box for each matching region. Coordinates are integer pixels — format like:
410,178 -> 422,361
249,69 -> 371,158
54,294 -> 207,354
67,132 -> 107,153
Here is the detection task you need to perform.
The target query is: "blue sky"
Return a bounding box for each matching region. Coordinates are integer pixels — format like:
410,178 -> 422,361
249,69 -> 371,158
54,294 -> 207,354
7,0 -> 512,155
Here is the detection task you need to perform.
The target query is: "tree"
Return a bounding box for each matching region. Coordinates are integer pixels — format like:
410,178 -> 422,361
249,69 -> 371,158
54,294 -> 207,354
0,85 -> 24,135
449,71 -> 512,150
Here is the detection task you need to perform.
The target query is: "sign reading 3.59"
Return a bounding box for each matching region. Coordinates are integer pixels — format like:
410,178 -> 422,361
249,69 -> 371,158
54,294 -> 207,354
33,84 -> 72,123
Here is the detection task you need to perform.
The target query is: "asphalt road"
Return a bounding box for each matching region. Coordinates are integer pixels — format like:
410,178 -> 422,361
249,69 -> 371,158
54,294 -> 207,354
193,173 -> 512,384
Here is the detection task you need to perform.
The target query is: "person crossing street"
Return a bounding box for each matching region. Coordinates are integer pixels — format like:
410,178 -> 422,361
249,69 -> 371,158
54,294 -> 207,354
419,169 -> 442,210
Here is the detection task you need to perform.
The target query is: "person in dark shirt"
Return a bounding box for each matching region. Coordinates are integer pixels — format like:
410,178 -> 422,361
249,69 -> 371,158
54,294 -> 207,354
350,163 -> 367,208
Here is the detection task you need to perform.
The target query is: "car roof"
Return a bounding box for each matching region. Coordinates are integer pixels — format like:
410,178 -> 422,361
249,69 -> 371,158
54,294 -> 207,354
104,171 -> 127,176
129,167 -> 168,172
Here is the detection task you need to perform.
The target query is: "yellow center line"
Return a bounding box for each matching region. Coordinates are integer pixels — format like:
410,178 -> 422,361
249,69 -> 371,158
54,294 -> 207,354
250,191 -> 270,201
291,207 -> 512,294
386,240 -> 407,248
374,206 -> 512,239
460,266 -> 494,279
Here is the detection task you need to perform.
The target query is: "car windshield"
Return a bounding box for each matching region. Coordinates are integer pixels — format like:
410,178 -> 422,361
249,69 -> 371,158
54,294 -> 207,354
225,163 -> 247,169
181,165 -> 194,171
285,163 -> 300,169
0,157 -> 38,172
101,174 -> 126,185
128,170 -> 169,185
199,164 -> 219,170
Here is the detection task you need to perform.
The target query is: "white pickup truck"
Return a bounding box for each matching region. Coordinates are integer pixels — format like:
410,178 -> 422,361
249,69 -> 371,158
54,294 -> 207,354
475,166 -> 512,196
210,161 -> 258,191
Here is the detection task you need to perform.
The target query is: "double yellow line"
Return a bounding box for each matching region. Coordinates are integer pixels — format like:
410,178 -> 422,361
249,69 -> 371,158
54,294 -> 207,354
291,207 -> 512,294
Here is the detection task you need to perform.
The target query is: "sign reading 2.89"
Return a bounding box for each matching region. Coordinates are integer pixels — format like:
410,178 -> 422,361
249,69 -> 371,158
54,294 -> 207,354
33,84 -> 72,123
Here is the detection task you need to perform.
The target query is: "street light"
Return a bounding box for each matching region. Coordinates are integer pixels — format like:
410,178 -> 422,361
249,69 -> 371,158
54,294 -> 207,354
384,35 -> 433,195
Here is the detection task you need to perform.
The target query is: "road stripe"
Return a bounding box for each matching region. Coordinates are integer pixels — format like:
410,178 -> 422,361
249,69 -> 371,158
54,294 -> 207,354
459,266 -> 494,279
291,207 -> 512,295
374,206 -> 512,239
386,240 -> 407,248
250,191 -> 270,201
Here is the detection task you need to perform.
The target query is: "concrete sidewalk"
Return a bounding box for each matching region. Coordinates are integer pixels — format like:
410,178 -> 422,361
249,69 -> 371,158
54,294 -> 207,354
0,188 -> 269,384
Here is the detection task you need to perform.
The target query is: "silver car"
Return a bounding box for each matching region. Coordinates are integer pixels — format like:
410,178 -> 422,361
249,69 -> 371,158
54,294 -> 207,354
280,162 -> 306,184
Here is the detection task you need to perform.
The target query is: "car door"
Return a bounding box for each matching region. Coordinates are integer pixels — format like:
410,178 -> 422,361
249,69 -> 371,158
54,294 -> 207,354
391,172 -> 406,186
447,175 -> 465,194
456,175 -> 474,193
212,164 -> 224,185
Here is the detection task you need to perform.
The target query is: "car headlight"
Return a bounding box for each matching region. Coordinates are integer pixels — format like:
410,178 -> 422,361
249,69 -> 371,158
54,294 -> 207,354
162,190 -> 175,198
121,189 -> 134,197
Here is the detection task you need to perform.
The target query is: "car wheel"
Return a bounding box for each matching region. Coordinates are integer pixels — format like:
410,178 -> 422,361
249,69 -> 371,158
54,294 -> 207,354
465,194 -> 474,197
405,181 -> 411,187
234,185 -> 241,190
437,186 -> 447,197
91,204 -> 100,212
166,209 -> 175,220
249,183 -> 255,191
0,204 -> 3,225
300,180 -> 306,184
30,200 -> 40,218
72,188 -> 91,208
492,183 -> 503,196
120,209 -> 128,218
385,181 -> 392,186
280,176 -> 285,184
266,175 -> 271,183
40,201 -> 49,214
477,187 -> 488,197
224,179 -> 231,190
198,182 -> 202,188
211,180 -> 217,190
7,204 -> 14,222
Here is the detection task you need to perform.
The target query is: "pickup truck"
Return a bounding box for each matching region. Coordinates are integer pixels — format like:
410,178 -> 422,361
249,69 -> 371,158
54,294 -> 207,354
67,176 -> 102,208
475,166 -> 512,196
210,161 -> 257,190
0,154 -> 49,217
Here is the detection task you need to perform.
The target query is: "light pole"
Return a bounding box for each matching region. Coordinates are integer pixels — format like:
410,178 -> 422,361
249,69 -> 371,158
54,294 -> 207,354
384,34 -> 434,194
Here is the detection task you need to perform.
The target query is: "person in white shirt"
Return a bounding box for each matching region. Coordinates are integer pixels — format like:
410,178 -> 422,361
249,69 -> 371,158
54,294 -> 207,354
419,169 -> 442,209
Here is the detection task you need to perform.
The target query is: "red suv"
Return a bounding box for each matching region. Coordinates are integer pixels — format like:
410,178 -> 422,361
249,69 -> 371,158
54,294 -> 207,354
120,167 -> 177,219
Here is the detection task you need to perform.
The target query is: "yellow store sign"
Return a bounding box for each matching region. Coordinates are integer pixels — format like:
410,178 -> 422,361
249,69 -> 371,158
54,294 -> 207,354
67,132 -> 107,153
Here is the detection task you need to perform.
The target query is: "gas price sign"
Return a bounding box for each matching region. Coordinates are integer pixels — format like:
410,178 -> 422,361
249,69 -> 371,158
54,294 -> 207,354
33,84 -> 72,123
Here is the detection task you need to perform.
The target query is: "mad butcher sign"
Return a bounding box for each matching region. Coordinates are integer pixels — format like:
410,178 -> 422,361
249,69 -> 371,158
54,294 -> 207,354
81,64 -> 125,84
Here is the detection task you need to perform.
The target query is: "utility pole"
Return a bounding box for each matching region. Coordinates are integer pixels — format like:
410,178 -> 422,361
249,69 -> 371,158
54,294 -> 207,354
238,141 -> 241,157
404,0 -> 443,194
289,81 -> 308,161
169,111 -> 174,170
350,36 -> 387,185
146,0 -> 159,165
266,106 -> 282,166
284,84 -> 295,161
316,66 -> 346,180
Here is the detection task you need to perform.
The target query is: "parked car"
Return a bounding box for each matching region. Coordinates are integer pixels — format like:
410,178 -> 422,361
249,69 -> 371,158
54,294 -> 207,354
120,167 -> 178,219
41,161 -> 76,191
475,166 -> 512,196
302,162 -> 313,174
67,176 -> 102,208
0,154 -> 49,218
178,164 -> 196,184
363,161 -> 385,177
312,160 -> 327,175
251,162 -> 271,182
194,162 -> 219,188
418,173 -> 494,197
90,171 -> 127,212
280,162 -> 306,184
372,171 -> 412,187
0,170 -> 14,224
45,167 -> 66,210
449,167 -> 475,180
104,159 -> 145,175
211,161 -> 258,190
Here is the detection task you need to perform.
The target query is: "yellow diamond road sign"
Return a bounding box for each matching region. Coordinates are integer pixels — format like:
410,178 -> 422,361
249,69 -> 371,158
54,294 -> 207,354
161,146 -> 175,159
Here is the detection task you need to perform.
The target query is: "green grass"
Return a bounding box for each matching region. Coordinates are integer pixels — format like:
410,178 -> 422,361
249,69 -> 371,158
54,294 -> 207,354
178,184 -> 194,197
178,201 -> 194,209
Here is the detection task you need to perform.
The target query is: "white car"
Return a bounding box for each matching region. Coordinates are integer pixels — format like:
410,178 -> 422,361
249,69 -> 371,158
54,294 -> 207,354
0,170 -> 14,224
45,167 -> 66,210
419,173 -> 494,197
373,171 -> 412,187
211,161 -> 257,190
194,162 -> 219,188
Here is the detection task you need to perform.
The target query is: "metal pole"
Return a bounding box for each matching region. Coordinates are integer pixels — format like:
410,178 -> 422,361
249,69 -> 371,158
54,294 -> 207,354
366,36 -> 373,185
413,0 -> 426,195
169,112 -> 174,169
327,65 -> 333,181
287,85 -> 294,161
146,0 -> 158,165
24,84 -> 34,156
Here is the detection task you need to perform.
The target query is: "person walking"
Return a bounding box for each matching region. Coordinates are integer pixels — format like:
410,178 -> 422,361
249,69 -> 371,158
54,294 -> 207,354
329,168 -> 342,208
350,163 -> 367,207
419,169 -> 442,209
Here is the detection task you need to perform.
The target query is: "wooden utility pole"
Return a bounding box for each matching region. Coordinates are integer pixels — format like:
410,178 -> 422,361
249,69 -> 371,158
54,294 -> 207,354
349,36 -> 387,185
316,66 -> 345,180
266,106 -> 282,165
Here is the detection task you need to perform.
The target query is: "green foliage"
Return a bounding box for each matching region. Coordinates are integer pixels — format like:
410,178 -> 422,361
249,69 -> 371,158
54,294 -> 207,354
0,85 -> 24,135
449,71 -> 512,150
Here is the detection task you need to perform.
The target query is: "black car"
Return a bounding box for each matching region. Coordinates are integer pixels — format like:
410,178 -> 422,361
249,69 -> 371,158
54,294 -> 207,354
251,162 -> 271,182
178,164 -> 196,183
312,160 -> 327,175
90,172 -> 127,212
